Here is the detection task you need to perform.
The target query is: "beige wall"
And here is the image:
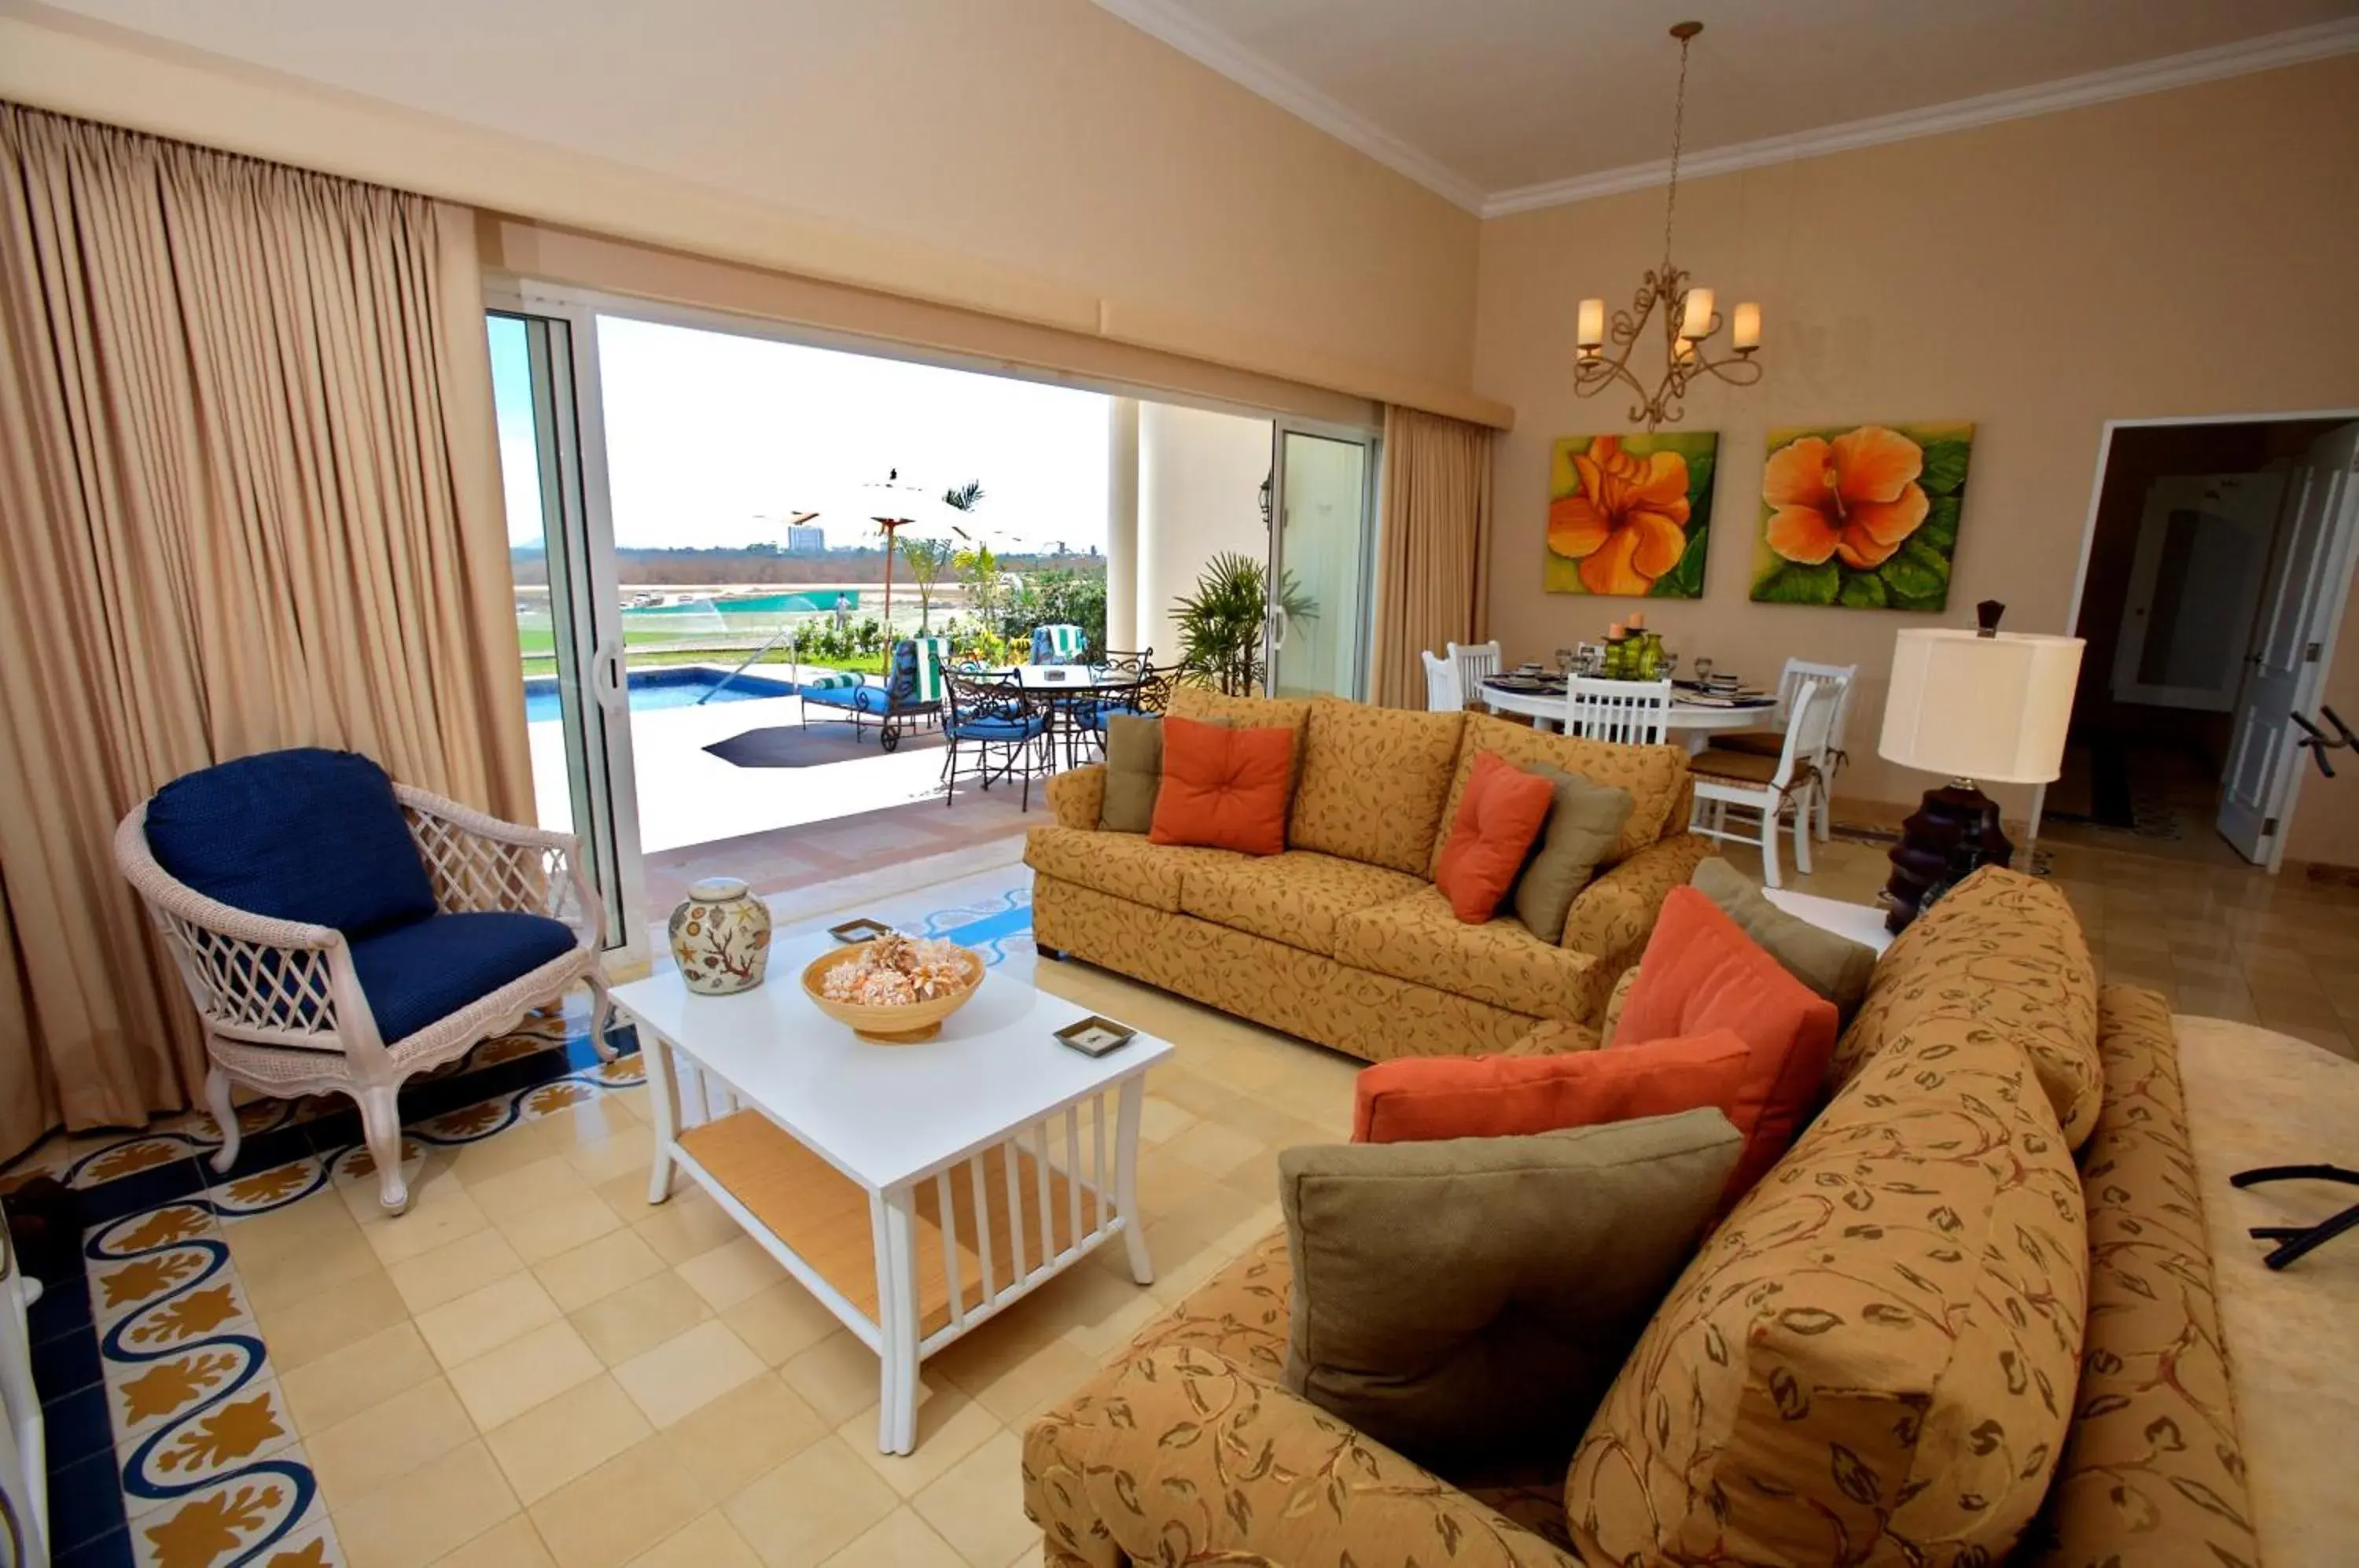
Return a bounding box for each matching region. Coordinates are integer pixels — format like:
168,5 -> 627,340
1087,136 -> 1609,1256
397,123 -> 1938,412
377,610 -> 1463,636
1475,56 -> 2359,845
3,0 -> 1497,421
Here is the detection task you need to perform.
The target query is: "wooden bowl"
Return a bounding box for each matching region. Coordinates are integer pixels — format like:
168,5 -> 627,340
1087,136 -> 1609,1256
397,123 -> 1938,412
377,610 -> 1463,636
800,940 -> 985,1043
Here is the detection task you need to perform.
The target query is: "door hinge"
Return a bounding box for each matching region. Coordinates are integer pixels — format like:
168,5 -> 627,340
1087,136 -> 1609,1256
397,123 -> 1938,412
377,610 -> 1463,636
2262,815 -> 2280,837
2306,642 -> 2323,663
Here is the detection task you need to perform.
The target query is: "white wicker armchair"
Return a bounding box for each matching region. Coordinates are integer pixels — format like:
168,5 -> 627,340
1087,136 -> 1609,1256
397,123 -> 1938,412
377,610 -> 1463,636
116,779 -> 613,1213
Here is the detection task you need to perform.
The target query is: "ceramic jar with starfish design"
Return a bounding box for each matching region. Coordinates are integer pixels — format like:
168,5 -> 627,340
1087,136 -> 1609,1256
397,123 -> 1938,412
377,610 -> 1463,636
668,876 -> 772,994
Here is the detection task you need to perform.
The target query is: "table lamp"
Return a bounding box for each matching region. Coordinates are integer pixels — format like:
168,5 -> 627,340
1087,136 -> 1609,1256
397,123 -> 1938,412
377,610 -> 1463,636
1877,601 -> 2083,932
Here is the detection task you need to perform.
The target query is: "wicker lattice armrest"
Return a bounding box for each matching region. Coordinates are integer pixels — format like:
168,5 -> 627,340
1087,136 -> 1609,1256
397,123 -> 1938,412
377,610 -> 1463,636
396,784 -> 602,944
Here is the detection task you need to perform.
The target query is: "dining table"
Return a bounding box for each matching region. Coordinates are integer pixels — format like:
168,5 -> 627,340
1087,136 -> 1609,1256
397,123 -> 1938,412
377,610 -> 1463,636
1478,673 -> 1779,756
981,662 -> 1147,767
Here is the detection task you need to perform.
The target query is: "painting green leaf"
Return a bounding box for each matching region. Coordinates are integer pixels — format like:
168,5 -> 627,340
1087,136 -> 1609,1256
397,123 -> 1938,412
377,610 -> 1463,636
1918,495 -> 1962,551
1917,440 -> 1972,496
1651,525 -> 1711,599
1892,589 -> 1949,613
1879,537 -> 1952,601
1754,561 -> 1841,605
1837,572 -> 1890,609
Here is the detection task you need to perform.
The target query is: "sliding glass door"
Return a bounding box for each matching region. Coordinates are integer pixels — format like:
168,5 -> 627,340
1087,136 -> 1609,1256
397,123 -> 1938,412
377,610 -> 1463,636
487,304 -> 646,958
1266,422 -> 1378,700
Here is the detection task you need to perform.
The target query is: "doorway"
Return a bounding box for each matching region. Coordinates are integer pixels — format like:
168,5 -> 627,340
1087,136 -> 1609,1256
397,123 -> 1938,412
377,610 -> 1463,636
2052,414 -> 2359,869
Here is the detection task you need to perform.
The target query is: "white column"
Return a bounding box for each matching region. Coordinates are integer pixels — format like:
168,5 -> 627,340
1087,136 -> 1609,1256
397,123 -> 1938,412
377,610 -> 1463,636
1106,397 -> 1140,650
1136,402 -> 1275,658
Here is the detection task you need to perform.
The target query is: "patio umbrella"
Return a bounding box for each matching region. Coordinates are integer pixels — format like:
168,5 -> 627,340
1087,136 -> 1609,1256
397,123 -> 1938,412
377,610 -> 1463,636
858,470 -> 971,631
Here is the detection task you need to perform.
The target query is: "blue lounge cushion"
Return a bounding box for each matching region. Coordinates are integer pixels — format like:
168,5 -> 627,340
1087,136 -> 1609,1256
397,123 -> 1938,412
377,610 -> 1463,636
348,911 -> 578,1044
146,748 -> 437,937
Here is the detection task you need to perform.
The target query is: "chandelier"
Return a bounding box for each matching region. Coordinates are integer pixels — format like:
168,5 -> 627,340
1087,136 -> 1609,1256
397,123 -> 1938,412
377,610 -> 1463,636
1574,21 -> 1761,431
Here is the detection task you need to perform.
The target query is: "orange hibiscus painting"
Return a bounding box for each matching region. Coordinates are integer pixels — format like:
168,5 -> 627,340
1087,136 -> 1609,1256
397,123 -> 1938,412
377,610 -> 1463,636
1752,421 -> 1973,610
1544,432 -> 1717,598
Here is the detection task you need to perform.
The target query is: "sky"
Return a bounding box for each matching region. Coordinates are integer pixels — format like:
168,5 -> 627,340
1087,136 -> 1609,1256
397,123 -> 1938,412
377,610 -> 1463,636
490,315 -> 1112,555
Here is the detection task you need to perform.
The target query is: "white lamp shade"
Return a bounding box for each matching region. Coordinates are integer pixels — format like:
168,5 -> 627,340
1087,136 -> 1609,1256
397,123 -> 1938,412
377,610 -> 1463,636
1879,629 -> 2085,784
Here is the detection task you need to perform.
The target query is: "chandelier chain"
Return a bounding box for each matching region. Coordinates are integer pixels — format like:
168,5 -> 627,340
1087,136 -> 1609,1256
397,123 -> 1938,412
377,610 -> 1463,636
1662,29 -> 1691,273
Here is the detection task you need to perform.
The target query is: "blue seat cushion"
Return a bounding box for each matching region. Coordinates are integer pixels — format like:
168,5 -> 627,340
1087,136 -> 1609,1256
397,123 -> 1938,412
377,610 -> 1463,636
348,911 -> 578,1044
950,716 -> 1047,742
1084,704 -> 1150,731
146,748 -> 437,937
800,683 -> 877,712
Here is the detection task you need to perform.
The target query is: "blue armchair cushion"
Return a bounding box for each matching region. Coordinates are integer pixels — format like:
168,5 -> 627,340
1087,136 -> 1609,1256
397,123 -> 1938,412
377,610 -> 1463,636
146,748 -> 437,937
950,716 -> 1047,742
348,911 -> 578,1044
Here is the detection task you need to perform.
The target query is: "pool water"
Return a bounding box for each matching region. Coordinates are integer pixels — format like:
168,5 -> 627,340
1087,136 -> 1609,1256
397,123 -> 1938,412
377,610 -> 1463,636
522,666 -> 800,723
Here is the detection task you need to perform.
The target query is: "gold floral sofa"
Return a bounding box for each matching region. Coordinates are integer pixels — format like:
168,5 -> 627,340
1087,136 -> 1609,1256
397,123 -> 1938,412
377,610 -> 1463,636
1025,692 -> 1709,1061
1022,868 -> 2256,1568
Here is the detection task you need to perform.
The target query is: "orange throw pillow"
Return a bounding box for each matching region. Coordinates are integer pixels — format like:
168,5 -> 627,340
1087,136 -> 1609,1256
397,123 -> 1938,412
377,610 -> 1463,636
1615,886 -> 1840,1197
1352,1031 -> 1754,1144
1149,716 -> 1295,856
1434,751 -> 1555,922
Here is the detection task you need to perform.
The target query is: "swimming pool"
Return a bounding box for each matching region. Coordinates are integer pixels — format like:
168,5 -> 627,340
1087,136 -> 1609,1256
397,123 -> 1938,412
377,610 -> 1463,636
521,666 -> 800,723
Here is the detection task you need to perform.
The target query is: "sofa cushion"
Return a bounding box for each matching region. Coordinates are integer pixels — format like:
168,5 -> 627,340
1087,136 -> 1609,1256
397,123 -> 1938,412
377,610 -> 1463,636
1150,716 -> 1295,856
1514,766 -> 1635,944
1179,851 -> 1426,959
145,747 -> 438,938
1352,1030 -> 1753,1145
1617,888 -> 1840,1199
1025,825 -> 1237,914
349,911 -> 578,1044
1336,886 -> 1606,1024
1279,1112 -> 1744,1467
1691,856 -> 1879,1021
1430,714 -> 1688,874
2019,985 -> 2256,1568
1435,753 -> 1556,923
1831,865 -> 2103,1150
1566,1001 -> 2088,1566
1287,696 -> 1466,874
1097,714 -> 1165,833
1168,685 -> 1313,740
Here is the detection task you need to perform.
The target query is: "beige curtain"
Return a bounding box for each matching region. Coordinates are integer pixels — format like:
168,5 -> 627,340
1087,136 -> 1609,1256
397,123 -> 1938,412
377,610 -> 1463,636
0,102 -> 528,1155
1370,405 -> 1495,708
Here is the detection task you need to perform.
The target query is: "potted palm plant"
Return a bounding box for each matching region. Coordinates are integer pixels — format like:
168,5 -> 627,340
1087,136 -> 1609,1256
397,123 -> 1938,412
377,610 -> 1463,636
1172,553 -> 1316,696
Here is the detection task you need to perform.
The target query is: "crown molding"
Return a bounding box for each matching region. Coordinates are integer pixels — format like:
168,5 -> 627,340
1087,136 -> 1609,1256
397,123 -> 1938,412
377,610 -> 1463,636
1089,0 -> 1489,213
1481,17 -> 2359,217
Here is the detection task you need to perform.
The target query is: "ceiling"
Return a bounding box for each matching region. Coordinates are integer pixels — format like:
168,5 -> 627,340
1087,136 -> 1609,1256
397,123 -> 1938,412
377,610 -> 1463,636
1094,0 -> 2359,212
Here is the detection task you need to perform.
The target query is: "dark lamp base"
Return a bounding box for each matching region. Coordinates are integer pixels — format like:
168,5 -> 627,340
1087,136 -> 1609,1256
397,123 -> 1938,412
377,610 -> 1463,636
1883,781 -> 2014,933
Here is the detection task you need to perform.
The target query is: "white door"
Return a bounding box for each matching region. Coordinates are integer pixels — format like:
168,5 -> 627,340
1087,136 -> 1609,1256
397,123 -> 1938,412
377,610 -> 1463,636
488,302 -> 649,960
1264,422 -> 1378,700
2112,473 -> 2284,711
2218,423 -> 2359,866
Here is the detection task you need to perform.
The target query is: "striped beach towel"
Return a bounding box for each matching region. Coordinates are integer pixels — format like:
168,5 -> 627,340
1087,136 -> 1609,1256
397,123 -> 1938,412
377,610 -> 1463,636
907,636 -> 951,704
800,669 -> 862,690
1031,624 -> 1087,665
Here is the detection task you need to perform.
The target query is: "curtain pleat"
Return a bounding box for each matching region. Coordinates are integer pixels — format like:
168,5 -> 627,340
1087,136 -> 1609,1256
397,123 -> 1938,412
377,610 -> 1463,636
1370,405 -> 1495,708
0,102 -> 528,1156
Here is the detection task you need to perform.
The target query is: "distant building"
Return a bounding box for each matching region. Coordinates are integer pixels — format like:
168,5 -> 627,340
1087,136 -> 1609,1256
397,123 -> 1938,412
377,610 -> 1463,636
785,524 -> 826,554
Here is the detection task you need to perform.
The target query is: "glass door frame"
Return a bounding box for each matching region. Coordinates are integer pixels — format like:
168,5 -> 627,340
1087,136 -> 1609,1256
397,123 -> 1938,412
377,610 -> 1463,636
1265,417 -> 1382,701
485,284 -> 650,965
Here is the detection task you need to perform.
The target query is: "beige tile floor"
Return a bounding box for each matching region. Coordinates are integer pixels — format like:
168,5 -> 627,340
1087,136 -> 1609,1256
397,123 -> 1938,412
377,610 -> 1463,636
196,823 -> 2359,1568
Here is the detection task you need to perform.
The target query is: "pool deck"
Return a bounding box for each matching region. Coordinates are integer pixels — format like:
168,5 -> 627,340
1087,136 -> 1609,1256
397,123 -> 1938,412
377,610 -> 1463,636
529,689 -> 959,852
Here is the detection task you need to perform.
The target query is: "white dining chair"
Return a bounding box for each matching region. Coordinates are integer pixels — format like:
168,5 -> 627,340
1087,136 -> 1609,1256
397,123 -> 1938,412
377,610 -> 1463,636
1421,650 -> 1465,712
1447,641 -> 1502,712
1689,681 -> 1838,889
1565,677 -> 1672,744
1723,660 -> 1858,841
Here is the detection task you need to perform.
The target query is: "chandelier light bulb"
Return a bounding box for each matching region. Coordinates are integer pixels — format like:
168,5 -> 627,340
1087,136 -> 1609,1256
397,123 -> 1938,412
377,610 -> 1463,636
1577,297 -> 1606,349
1732,301 -> 1761,352
1679,287 -> 1714,340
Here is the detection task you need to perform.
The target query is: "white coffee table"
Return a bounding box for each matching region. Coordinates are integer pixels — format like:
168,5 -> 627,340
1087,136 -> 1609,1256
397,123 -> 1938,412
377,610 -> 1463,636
612,937 -> 1175,1453
1762,887 -> 1895,953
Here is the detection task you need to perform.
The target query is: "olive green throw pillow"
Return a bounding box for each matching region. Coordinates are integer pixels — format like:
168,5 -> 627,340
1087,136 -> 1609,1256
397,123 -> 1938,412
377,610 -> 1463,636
1690,856 -> 1879,1021
1512,765 -> 1635,944
1097,715 -> 1164,833
1278,1110 -> 1743,1467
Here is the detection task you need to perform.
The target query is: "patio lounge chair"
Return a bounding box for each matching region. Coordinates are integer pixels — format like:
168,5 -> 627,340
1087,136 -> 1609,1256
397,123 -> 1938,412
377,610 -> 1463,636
799,635 -> 949,752
1030,624 -> 1088,665
116,747 -> 612,1214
